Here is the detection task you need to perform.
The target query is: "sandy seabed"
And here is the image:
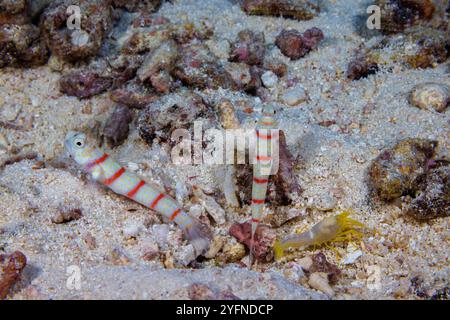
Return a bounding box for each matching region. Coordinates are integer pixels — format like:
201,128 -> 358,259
0,0 -> 448,300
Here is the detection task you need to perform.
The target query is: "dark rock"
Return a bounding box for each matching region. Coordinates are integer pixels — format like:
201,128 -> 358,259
229,221 -> 276,262
404,163 -> 449,220
229,29 -> 265,66
0,23 -> 48,68
41,0 -> 113,62
275,27 -> 324,60
346,53 -> 379,80
0,251 -> 27,300
60,70 -> 112,99
309,252 -> 341,284
368,138 -> 438,201
102,105 -> 133,148
242,0 -> 320,20
376,0 -> 445,34
0,0 -> 29,25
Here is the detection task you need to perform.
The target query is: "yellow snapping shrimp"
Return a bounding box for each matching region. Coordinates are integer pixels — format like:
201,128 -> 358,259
274,211 -> 366,260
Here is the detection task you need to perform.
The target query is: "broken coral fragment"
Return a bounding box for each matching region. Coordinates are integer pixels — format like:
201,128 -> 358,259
242,0 -> 320,20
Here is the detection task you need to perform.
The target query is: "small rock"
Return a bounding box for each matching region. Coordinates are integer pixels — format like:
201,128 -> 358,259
275,28 -> 324,60
229,29 -> 265,66
410,83 -> 449,113
229,222 -> 276,262
296,256 -> 313,271
283,262 -> 306,283
137,40 -> 179,84
141,242 -> 160,261
261,71 -> 278,88
281,85 -> 309,106
60,70 -> 112,99
404,163 -> 449,220
173,244 -> 196,267
204,235 -> 225,259
193,185 -> 226,225
368,138 -> 438,201
0,251 -> 27,300
224,62 -> 252,90
342,249 -> 363,265
346,53 -> 379,80
310,252 -> 341,284
122,220 -> 143,239
217,100 -> 240,130
102,105 -> 133,148
51,208 -> 83,224
221,242 -> 246,263
308,272 -> 334,297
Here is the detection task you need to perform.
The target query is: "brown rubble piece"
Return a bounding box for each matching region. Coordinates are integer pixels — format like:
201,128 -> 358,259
121,25 -> 172,55
275,27 -> 324,60
59,69 -> 113,99
0,251 -> 27,300
242,0 -> 320,20
110,80 -> 157,109
404,162 -> 449,220
229,29 -> 265,66
51,208 -> 83,224
0,0 -> 29,25
309,252 -> 341,284
346,52 -> 379,80
376,0 -> 446,34
102,105 -> 133,148
229,221 -> 276,262
0,23 -> 48,68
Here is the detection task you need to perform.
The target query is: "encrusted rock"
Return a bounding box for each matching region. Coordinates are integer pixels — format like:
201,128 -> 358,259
261,71 -> 278,88
138,90 -> 215,145
204,235 -> 225,259
112,0 -> 162,12
60,70 -> 112,99
193,185 -> 227,225
229,222 -> 276,262
172,43 -> 233,89
410,83 -> 449,113
368,138 -> 438,201
172,20 -> 214,44
0,0 -> 29,25
376,0 -> 445,34
346,53 -> 379,80
229,29 -> 265,66
220,242 -> 247,263
41,0 -> 113,62
110,80 -> 157,109
275,27 -> 324,60
404,163 -> 449,220
102,105 -> 133,148
242,0 -> 320,20
224,62 -> 252,90
0,24 -> 48,68
309,252 -> 341,284
216,100 -> 240,130
0,251 -> 27,299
